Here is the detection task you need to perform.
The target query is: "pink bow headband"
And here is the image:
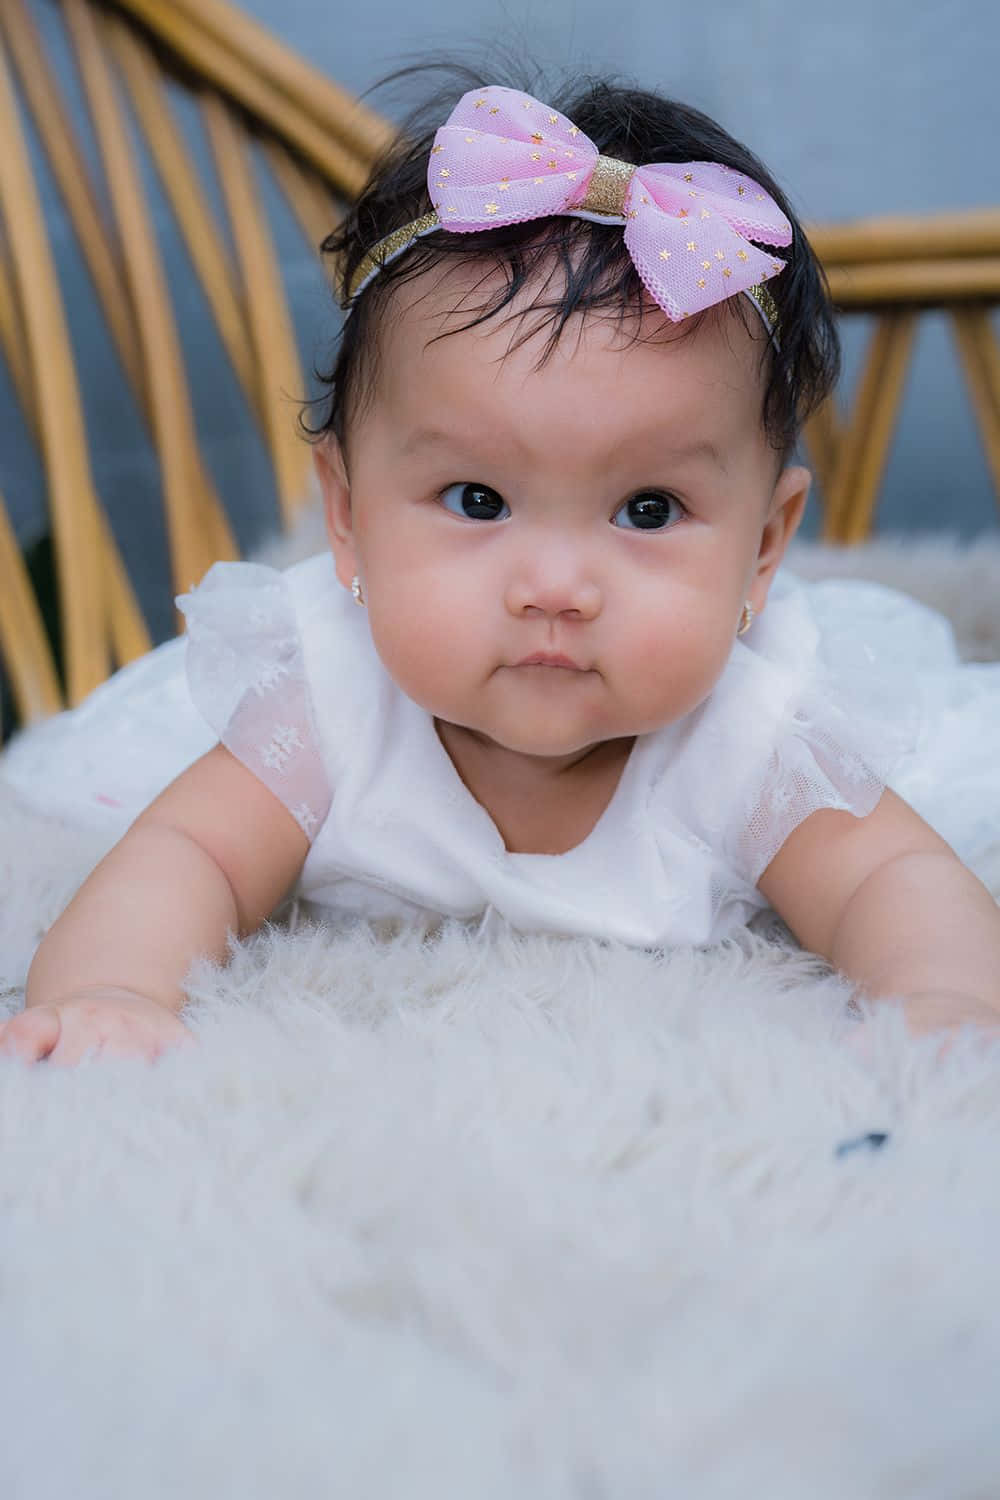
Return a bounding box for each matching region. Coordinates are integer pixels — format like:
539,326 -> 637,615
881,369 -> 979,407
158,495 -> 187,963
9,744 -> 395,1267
343,85 -> 791,336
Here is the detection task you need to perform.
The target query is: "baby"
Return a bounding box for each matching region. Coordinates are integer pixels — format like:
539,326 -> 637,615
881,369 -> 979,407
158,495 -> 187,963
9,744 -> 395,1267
3,76 -> 1000,1066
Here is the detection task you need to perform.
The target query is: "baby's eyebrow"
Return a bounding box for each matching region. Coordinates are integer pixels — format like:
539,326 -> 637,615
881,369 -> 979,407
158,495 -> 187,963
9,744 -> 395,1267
658,438 -> 726,471
396,426 -> 456,456
398,426 -> 726,470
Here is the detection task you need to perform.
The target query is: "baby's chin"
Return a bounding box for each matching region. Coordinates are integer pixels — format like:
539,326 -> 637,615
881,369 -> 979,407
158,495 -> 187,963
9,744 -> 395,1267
437,711 -> 637,763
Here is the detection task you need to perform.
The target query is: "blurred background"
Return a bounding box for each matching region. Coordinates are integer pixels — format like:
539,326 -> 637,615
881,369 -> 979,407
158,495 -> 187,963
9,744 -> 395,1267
1,0 -> 998,653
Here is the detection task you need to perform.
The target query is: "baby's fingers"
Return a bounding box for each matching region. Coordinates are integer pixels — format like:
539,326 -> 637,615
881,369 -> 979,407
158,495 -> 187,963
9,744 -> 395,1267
0,997 -> 197,1067
0,1006 -> 62,1063
47,1006 -> 195,1067
42,1013 -> 143,1068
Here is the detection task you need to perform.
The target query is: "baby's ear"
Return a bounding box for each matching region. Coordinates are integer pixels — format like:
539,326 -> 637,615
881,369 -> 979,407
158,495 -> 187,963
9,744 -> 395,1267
314,437 -> 357,590
750,464 -> 811,608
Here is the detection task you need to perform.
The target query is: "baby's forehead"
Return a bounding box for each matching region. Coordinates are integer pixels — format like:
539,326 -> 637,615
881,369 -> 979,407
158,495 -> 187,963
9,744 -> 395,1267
372,258 -> 773,453
392,252 -> 681,347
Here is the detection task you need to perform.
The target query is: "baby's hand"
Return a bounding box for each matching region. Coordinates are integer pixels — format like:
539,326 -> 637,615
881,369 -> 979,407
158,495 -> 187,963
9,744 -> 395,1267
0,987 -> 197,1067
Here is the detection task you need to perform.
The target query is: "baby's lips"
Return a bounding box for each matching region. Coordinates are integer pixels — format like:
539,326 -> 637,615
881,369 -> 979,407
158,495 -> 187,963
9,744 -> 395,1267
513,651 -> 590,670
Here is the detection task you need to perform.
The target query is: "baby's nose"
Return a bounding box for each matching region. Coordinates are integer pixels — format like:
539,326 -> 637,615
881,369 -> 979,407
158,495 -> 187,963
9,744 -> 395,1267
504,551 -> 603,621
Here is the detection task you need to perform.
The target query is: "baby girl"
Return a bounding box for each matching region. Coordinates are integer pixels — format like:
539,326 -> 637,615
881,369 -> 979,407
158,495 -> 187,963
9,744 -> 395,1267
3,76 -> 1000,1066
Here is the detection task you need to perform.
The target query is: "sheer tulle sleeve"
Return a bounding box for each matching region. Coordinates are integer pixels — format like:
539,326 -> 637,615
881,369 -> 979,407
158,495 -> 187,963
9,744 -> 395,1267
176,562 -> 332,840
660,569 -> 945,898
723,651 -> 924,891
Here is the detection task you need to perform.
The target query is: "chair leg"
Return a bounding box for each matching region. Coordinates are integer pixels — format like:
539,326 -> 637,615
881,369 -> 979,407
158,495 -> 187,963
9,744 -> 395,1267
0,494 -> 63,726
822,311 -> 917,543
802,394 -> 842,500
951,307 -> 1000,510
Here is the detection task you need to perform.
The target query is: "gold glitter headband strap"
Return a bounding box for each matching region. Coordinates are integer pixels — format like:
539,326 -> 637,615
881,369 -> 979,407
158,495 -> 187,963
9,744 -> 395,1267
743,282 -> 781,341
344,211 -> 440,305
342,208 -> 781,342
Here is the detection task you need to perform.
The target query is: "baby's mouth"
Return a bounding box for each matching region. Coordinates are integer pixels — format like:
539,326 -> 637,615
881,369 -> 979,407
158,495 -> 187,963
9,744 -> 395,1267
514,652 -> 587,670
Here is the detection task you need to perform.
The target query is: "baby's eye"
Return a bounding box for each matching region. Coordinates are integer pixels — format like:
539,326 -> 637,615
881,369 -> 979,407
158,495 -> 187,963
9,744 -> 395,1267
440,482 -> 510,521
611,491 -> 685,531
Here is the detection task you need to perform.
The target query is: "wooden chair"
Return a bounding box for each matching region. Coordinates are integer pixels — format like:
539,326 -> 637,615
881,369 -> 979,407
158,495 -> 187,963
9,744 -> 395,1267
806,211 -> 1000,542
1,0 -> 999,741
0,0 -> 392,739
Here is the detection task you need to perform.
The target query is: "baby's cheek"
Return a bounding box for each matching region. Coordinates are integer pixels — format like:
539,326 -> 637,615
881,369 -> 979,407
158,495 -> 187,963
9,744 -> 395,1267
624,611 -> 736,724
365,606 -> 457,711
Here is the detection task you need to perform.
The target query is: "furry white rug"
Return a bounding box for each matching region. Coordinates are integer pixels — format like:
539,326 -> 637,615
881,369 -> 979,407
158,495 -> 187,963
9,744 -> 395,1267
3,524 -> 1000,1499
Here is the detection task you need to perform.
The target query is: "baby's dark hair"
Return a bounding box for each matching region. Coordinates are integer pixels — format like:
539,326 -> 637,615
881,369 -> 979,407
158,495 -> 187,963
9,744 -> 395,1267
305,64 -> 840,462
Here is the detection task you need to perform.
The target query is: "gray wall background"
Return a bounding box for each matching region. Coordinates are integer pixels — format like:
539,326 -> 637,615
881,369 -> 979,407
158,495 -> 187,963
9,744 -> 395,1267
3,0 -> 998,641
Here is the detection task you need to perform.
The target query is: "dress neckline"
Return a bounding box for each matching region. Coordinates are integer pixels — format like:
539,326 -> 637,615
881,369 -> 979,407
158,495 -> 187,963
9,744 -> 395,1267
422,714 -> 645,863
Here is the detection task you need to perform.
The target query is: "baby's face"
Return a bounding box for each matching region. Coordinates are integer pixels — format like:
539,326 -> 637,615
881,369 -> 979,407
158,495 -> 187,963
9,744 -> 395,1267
319,267 -> 810,762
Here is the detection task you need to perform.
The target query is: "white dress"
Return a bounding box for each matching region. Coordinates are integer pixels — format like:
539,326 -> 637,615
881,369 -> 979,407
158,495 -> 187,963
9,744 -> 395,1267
3,551 -> 999,948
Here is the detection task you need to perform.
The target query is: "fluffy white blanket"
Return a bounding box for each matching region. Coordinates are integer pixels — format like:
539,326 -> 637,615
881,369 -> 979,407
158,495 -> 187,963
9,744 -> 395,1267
3,527 -> 1000,1499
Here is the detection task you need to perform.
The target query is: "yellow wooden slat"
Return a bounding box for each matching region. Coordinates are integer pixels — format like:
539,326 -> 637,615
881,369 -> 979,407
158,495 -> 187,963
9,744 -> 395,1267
1,242 -> 152,679
951,307 -> 1000,504
63,0 -> 236,595
0,490 -> 63,726
0,0 -> 148,399
0,31 -> 106,701
825,257 -> 1000,308
202,92 -> 312,523
103,10 -> 264,425
822,315 -> 901,541
260,138 -> 341,258
801,393 -> 841,499
4,0 -> 237,588
809,209 -> 1000,267
129,0 -> 393,162
822,312 -> 918,543
0,242 -> 34,421
839,312 -> 918,542
96,507 -> 154,667
821,317 -> 894,541
109,0 -> 383,196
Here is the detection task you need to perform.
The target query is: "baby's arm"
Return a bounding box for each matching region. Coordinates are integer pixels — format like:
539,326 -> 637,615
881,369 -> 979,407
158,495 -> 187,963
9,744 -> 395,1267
4,745 -> 309,1063
758,788 -> 1000,1043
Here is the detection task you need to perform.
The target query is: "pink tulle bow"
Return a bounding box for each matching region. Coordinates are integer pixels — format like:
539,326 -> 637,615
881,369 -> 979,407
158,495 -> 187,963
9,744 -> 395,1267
427,85 -> 792,322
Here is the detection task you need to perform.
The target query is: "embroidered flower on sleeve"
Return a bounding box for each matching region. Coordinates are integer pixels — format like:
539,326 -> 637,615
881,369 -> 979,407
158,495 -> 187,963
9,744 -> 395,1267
291,803 -> 320,834
251,661 -> 291,696
260,725 -> 304,773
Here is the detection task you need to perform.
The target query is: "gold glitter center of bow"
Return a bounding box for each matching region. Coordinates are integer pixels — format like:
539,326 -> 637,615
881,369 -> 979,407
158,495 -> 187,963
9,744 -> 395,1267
578,155 -> 636,218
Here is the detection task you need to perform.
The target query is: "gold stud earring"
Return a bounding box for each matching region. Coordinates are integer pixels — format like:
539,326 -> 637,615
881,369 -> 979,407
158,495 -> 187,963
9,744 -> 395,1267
737,601 -> 754,636
351,575 -> 365,607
